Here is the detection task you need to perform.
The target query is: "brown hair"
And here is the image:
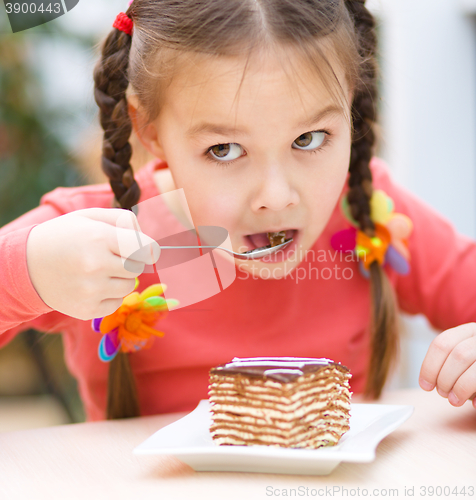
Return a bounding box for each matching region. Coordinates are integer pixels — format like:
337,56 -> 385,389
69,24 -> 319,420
93,0 -> 399,418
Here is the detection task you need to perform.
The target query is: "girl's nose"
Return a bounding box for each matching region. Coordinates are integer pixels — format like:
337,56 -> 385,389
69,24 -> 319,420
250,163 -> 300,212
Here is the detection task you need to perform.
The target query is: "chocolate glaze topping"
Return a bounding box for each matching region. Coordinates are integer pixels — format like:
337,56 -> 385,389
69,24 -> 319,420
210,356 -> 349,383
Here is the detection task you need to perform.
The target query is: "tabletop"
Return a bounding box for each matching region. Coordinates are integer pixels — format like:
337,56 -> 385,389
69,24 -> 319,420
0,388 -> 475,500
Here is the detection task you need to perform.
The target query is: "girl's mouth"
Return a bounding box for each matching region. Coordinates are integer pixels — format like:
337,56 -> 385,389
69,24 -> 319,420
243,229 -> 300,263
245,229 -> 296,250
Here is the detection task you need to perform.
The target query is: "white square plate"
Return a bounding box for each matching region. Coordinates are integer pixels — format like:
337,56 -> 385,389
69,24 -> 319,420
134,400 -> 414,475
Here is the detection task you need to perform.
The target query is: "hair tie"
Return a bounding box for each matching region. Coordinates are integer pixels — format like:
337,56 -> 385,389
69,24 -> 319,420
91,278 -> 179,362
113,12 -> 133,36
331,189 -> 413,279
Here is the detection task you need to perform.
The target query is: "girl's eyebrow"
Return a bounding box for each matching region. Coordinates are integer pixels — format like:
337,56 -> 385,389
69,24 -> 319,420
185,104 -> 343,138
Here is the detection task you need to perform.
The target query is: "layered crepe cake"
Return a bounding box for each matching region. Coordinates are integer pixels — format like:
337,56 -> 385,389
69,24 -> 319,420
208,357 -> 352,449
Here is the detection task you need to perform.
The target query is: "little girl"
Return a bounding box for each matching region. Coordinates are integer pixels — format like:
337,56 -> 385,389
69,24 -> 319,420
1,0 -> 475,421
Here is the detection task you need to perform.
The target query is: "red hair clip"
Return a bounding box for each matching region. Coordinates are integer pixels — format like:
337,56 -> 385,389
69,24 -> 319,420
113,12 -> 133,36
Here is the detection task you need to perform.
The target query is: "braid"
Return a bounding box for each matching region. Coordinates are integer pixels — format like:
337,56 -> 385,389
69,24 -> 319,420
93,16 -> 141,419
345,0 -> 399,399
346,0 -> 377,233
94,26 -> 139,210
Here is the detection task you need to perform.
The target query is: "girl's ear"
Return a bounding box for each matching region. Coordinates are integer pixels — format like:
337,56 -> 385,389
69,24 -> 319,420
127,95 -> 166,160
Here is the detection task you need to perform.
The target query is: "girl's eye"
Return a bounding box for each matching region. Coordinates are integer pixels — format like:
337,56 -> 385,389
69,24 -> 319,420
292,131 -> 327,151
205,130 -> 330,167
207,143 -> 244,162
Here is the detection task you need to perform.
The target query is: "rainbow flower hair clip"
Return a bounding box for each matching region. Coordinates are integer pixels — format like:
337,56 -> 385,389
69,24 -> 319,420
91,278 -> 179,362
331,189 -> 413,278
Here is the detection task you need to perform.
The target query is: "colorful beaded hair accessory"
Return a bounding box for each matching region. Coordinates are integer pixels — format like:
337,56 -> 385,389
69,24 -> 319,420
91,278 -> 179,362
331,189 -> 413,279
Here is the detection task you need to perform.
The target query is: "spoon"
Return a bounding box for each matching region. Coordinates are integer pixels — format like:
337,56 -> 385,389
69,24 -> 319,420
159,238 -> 294,260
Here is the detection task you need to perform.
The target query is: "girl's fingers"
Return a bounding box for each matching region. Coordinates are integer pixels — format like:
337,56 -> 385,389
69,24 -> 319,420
447,362 -> 476,407
110,254 -> 145,278
436,335 -> 476,398
111,225 -> 160,266
419,323 -> 476,393
95,209 -> 160,265
105,276 -> 138,300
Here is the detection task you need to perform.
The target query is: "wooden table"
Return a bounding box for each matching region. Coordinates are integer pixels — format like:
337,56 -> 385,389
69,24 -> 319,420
0,389 -> 475,500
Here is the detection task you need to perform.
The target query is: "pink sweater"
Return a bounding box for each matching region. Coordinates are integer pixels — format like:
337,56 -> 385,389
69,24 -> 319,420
1,157 -> 475,421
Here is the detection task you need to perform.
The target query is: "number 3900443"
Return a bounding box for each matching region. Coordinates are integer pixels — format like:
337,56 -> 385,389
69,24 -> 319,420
5,3 -> 61,14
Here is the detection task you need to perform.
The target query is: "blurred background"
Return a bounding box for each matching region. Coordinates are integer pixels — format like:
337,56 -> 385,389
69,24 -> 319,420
0,0 -> 475,431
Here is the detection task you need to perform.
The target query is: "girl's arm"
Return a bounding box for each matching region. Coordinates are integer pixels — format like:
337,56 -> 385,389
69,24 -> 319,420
370,158 -> 476,408
0,201 -> 74,348
0,182 -> 159,350
0,204 -> 75,347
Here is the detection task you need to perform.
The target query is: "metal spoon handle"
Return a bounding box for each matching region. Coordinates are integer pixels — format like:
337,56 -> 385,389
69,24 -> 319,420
159,238 -> 293,260
160,245 -> 245,259
161,246 -> 228,249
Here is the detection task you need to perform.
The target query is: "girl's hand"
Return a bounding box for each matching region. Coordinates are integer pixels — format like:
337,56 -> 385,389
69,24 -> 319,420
419,323 -> 476,409
26,208 -> 160,321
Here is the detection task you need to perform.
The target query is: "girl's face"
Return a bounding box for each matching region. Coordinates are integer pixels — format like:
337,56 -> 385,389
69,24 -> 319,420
139,48 -> 352,279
